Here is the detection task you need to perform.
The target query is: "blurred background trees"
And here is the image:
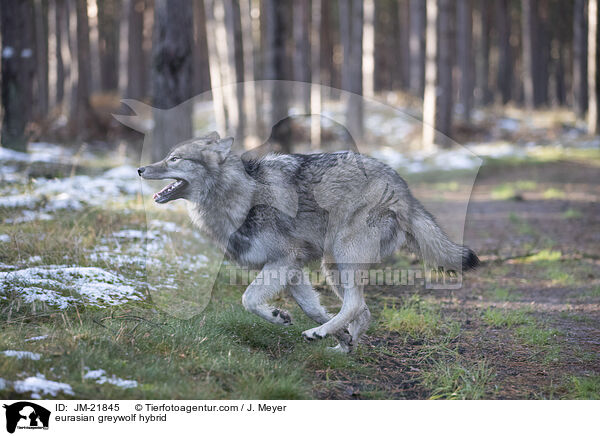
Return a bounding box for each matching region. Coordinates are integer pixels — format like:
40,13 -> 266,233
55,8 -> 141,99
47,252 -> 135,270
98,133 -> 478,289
1,0 -> 600,151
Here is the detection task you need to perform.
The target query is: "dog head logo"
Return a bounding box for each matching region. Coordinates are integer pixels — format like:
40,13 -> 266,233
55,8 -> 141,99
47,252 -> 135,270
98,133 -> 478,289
3,402 -> 51,433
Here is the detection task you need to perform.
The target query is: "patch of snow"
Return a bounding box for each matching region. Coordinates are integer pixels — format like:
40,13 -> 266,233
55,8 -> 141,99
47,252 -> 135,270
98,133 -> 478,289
27,256 -> 42,264
13,373 -> 74,398
15,287 -> 75,309
84,369 -> 138,389
371,147 -> 410,169
112,229 -> 158,239
149,220 -> 181,233
0,378 -> 6,390
430,149 -> 481,170
4,211 -> 53,224
0,265 -> 143,308
0,194 -> 39,208
2,350 -> 41,360
0,147 -> 29,162
370,146 -> 482,173
468,142 -> 527,159
2,46 -> 14,58
24,335 -> 49,342
0,235 -> 10,243
496,117 -> 521,132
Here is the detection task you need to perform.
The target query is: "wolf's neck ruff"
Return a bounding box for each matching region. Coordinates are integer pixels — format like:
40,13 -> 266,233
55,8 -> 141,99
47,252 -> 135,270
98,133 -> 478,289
187,156 -> 257,257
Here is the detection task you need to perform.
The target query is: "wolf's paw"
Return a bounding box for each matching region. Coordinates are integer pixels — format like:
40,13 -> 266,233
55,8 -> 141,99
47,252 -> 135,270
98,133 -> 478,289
271,309 -> 293,325
302,327 -> 327,342
328,343 -> 351,354
335,328 -> 354,346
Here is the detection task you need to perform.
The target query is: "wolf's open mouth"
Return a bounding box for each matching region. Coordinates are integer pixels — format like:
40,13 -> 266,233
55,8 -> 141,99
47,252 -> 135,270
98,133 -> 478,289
153,179 -> 188,203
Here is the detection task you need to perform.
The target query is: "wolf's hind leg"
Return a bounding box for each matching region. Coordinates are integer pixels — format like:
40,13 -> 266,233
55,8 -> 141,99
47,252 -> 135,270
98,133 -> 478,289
288,272 -> 353,351
348,304 -> 371,344
241,262 -> 293,325
301,263 -> 365,345
288,273 -> 330,324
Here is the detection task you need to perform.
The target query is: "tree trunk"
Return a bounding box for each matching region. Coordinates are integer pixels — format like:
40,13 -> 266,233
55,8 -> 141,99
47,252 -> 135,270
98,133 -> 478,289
398,0 -> 411,90
222,0 -> 242,139
204,0 -> 227,134
97,0 -> 121,91
151,0 -> 193,159
34,0 -> 49,119
339,0 -> 351,91
192,0 -> 211,96
239,0 -> 259,146
127,0 -> 145,99
1,0 -> 36,150
264,0 -> 289,151
522,0 -> 537,109
71,0 -> 93,134
550,0 -> 568,106
423,0 -> 452,149
588,0 -> 599,133
362,0 -> 375,97
88,0 -> 100,92
456,0 -> 472,121
293,0 -> 310,112
474,0 -> 491,105
536,0 -> 549,106
496,0 -> 512,104
409,0 -> 426,96
573,0 -> 588,117
437,0 -> 453,143
55,0 -> 67,105
48,0 -> 57,109
310,0 -> 321,147
346,0 -> 363,140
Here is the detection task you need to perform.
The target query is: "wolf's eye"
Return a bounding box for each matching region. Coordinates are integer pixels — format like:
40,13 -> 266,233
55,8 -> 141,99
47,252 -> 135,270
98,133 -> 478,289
169,156 -> 180,162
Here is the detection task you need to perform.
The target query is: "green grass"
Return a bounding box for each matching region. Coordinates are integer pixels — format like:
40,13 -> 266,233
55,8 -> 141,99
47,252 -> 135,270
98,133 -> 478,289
562,208 -> 582,219
515,325 -> 559,346
491,181 -> 538,200
543,188 -> 566,199
508,213 -> 535,235
492,185 -> 518,200
489,287 -> 522,302
517,249 -> 562,263
482,307 -> 562,364
379,296 -> 456,339
423,360 -> 495,400
482,308 -> 532,328
548,270 -> 575,286
564,376 -> 600,400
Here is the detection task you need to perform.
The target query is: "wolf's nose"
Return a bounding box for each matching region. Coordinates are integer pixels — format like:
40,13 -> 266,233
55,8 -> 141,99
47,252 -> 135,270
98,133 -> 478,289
137,167 -> 145,176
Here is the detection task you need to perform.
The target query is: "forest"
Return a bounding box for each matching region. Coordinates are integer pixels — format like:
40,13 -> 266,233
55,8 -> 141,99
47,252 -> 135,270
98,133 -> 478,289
2,0 -> 600,151
0,1 -> 599,401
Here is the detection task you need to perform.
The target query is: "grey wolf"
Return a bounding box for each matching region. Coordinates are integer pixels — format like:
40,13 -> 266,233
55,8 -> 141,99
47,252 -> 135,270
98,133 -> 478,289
137,132 -> 479,352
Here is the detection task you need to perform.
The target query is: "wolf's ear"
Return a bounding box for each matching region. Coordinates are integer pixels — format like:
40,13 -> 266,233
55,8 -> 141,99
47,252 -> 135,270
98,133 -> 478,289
212,137 -> 234,161
204,131 -> 221,142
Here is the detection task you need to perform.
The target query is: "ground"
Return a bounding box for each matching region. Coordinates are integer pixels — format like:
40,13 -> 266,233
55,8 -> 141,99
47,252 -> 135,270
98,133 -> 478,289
0,137 -> 598,400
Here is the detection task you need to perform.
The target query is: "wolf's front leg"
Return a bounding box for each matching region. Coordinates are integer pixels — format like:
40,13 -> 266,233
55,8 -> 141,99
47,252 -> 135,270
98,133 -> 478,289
241,262 -> 293,325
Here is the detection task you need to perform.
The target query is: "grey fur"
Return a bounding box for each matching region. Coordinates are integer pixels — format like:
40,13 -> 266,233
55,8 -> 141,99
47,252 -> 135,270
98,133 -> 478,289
138,132 -> 479,352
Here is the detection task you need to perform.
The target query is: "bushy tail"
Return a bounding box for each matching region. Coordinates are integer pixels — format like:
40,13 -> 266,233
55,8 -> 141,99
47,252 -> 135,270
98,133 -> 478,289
406,203 -> 479,272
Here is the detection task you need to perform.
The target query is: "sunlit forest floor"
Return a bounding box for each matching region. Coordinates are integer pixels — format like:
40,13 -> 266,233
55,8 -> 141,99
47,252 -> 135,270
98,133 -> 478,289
0,127 -> 599,399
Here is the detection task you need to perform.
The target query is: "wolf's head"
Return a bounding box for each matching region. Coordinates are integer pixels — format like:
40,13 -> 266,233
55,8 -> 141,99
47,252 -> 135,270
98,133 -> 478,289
137,131 -> 234,204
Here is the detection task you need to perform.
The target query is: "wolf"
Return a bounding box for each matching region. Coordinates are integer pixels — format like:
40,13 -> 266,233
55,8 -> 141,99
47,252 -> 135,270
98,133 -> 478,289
138,132 -> 479,352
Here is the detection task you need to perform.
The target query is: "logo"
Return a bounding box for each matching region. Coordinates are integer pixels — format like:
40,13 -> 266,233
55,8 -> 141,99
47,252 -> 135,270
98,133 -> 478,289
3,402 -> 50,434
